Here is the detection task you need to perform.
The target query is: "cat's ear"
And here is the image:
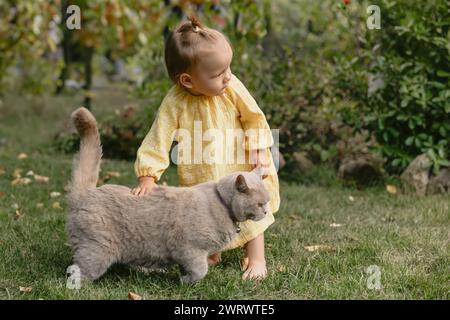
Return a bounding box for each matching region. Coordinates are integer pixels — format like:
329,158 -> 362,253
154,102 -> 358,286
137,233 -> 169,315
235,174 -> 249,193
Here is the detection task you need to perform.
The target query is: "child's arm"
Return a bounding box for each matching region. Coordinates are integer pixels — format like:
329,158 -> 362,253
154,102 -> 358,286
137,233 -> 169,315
230,75 -> 273,177
229,74 -> 274,151
132,97 -> 178,196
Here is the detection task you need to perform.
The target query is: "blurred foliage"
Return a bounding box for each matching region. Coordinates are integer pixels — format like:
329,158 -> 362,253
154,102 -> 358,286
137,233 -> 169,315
0,1 -> 61,94
4,0 -> 449,178
336,0 -> 450,174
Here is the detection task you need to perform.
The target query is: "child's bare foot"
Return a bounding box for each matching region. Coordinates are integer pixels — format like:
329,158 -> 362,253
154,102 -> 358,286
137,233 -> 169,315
240,257 -> 267,281
207,252 -> 222,266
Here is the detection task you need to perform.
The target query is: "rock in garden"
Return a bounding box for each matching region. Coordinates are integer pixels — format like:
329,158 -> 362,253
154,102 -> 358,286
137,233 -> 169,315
427,168 -> 450,195
337,157 -> 383,186
293,152 -> 313,172
400,154 -> 431,196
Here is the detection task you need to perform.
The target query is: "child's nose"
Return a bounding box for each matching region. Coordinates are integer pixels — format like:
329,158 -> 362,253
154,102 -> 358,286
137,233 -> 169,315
224,69 -> 231,83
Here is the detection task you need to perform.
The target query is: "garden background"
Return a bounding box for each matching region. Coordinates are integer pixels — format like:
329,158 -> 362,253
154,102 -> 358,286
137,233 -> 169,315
0,0 -> 449,299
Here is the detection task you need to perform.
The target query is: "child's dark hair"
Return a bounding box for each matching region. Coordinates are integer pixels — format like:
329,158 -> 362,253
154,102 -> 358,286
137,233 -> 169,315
164,17 -> 231,83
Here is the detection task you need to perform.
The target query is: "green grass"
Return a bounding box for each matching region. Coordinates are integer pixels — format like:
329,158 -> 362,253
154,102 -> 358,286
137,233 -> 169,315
0,89 -> 449,300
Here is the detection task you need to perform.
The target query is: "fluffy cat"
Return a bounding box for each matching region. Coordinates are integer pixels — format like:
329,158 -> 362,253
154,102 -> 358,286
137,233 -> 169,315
66,107 -> 271,283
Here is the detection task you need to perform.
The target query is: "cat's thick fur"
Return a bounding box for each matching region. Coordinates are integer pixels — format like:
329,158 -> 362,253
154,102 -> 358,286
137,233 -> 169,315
66,107 -> 271,283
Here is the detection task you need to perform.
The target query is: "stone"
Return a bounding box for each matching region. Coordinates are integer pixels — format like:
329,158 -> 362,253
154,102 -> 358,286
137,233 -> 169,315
400,154 -> 431,196
337,157 -> 383,186
427,168 -> 450,195
293,152 -> 314,172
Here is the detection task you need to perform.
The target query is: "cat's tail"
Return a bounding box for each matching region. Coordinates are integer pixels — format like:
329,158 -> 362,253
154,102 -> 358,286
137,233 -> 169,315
69,107 -> 102,195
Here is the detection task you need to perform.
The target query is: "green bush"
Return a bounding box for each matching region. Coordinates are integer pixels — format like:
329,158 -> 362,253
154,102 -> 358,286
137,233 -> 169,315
338,0 -> 450,174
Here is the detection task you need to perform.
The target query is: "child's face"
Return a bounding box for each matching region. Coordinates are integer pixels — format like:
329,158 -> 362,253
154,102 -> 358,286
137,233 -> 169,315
180,38 -> 233,96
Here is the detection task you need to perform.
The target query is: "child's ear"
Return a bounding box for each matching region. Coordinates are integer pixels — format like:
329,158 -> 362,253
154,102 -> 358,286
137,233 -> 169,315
179,73 -> 193,89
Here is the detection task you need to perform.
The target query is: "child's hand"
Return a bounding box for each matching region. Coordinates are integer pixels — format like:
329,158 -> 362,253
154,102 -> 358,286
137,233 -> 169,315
131,176 -> 157,196
249,149 -> 270,178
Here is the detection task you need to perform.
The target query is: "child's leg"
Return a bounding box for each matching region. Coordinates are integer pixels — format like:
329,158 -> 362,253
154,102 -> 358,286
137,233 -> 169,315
241,232 -> 267,280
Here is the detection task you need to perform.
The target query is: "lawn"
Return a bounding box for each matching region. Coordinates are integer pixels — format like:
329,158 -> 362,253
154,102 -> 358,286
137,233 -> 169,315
0,90 -> 448,300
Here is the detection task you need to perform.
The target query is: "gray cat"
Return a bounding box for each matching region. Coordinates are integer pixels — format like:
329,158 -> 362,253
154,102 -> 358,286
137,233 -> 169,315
66,107 -> 271,284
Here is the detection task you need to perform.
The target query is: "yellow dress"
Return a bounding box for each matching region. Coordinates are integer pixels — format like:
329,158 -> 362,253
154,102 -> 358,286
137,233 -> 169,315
134,74 -> 280,250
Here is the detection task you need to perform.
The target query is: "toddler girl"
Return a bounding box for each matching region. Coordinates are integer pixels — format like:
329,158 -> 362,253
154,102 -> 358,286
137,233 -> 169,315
132,18 -> 280,280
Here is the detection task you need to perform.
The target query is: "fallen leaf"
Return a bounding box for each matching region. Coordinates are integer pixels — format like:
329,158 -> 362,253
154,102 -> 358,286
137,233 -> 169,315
52,202 -> 62,210
106,171 -> 121,177
50,192 -> 61,198
26,170 -> 34,176
34,175 -> 49,183
19,286 -> 32,292
11,177 -> 32,186
14,210 -> 24,220
0,191 -> 5,199
330,223 -> 343,228
382,216 -> 395,222
128,292 -> 142,300
304,245 -> 336,253
386,185 -> 397,194
0,165 -> 6,175
277,264 -> 286,272
17,153 -> 28,160
13,169 -> 22,179
348,196 -> 355,202
11,203 -> 19,210
102,171 -> 121,183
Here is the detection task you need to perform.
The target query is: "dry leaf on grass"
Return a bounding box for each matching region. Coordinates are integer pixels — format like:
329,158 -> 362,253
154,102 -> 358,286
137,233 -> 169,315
0,191 -> 5,199
348,196 -> 355,202
329,223 -> 343,228
0,165 -> 6,175
52,202 -> 62,210
13,169 -> 22,179
386,185 -> 397,194
19,286 -> 32,292
277,264 -> 286,272
382,216 -> 396,222
11,203 -> 19,210
304,245 -> 336,253
128,292 -> 142,300
11,177 -> 32,186
26,170 -> 34,176
14,210 -> 24,221
34,175 -> 49,183
102,171 -> 121,183
17,153 -> 28,160
106,171 -> 121,178
50,192 -> 61,198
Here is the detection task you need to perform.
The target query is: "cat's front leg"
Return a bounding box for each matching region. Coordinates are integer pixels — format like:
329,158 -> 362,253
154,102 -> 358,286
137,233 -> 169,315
178,253 -> 209,284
